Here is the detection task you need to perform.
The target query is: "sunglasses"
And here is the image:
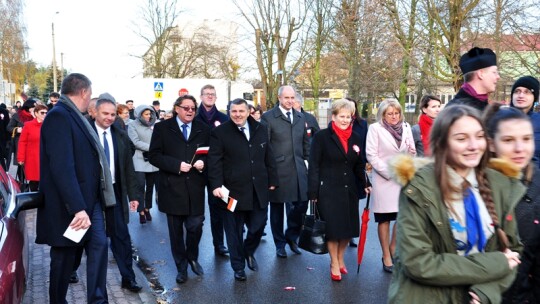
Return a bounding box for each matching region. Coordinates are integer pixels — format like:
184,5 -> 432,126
178,106 -> 196,112
38,111 -> 48,115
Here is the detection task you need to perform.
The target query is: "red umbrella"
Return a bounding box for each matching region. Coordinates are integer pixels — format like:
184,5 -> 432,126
357,193 -> 371,273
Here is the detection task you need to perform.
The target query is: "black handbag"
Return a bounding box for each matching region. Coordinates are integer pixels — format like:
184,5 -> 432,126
298,201 -> 328,254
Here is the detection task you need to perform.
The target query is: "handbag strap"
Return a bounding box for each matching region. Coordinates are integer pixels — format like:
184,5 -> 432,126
310,200 -> 321,219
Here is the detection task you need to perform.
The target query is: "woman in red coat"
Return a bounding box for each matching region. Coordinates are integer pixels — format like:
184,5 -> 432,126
17,104 -> 48,191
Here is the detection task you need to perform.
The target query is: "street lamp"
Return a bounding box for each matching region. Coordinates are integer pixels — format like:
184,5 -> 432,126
52,11 -> 59,92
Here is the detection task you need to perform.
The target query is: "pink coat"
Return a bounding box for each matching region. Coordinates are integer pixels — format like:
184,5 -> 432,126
366,122 -> 415,214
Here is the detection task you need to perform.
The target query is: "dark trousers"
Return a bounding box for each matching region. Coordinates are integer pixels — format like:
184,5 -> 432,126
106,185 -> 136,281
50,203 -> 108,304
166,213 -> 205,272
223,203 -> 268,271
207,186 -> 226,248
135,171 -> 157,212
270,200 -> 308,249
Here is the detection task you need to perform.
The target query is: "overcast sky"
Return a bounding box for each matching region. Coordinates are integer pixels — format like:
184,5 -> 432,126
24,0 -> 240,90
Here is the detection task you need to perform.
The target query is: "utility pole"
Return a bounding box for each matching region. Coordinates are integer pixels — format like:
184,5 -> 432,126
52,11 -> 59,92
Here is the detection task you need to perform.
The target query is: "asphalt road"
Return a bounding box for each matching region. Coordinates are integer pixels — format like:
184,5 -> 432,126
129,194 -> 392,304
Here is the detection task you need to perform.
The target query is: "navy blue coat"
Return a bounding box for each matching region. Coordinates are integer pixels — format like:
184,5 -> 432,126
37,101 -> 102,246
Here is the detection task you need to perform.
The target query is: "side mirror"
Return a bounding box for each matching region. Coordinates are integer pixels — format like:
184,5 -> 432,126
11,192 -> 44,219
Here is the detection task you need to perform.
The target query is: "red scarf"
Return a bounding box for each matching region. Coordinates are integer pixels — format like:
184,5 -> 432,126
418,114 -> 433,156
331,121 -> 352,153
18,109 -> 33,123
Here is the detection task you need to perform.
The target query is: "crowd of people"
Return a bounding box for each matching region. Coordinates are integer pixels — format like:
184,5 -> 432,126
9,44 -> 540,303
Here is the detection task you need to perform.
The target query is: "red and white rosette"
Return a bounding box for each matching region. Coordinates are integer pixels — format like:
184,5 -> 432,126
353,144 -> 360,155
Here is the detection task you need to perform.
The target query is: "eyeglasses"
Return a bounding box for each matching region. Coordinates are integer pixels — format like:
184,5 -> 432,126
385,112 -> 400,117
38,111 -> 48,115
178,106 -> 196,112
203,93 -> 216,97
514,88 -> 533,95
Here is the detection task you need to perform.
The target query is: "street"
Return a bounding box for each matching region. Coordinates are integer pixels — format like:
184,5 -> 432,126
129,195 -> 392,304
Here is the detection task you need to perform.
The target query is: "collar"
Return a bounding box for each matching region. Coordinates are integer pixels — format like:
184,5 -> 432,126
279,106 -> 293,117
95,122 -> 111,135
176,117 -> 192,128
448,166 -> 478,190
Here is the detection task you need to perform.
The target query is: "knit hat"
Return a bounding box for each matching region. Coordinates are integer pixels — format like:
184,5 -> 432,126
459,47 -> 497,74
98,92 -> 116,103
511,76 -> 540,103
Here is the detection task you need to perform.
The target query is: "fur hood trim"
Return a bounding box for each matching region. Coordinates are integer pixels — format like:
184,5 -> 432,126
389,154 -> 522,186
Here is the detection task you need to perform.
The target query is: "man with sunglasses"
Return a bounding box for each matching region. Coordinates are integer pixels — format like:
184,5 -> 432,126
195,84 -> 230,257
149,95 -> 210,284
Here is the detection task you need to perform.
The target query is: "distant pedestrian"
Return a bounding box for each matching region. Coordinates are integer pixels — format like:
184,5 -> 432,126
447,47 -> 499,111
208,98 -> 278,281
47,92 -> 60,110
126,99 -> 136,120
366,99 -> 415,273
509,75 -> 539,116
7,98 -> 36,177
195,84 -> 230,256
293,93 -> 320,141
149,95 -> 210,284
128,105 -> 159,224
17,104 -> 47,191
417,95 -> 441,156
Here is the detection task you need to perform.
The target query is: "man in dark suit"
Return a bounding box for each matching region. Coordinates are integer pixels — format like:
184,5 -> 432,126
261,85 -> 309,258
93,96 -> 142,291
195,84 -> 230,256
293,92 -> 320,143
38,73 -> 111,303
208,98 -> 278,281
149,95 -> 210,284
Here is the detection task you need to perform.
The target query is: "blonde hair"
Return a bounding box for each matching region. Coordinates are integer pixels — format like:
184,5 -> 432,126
331,99 -> 356,116
376,99 -> 402,122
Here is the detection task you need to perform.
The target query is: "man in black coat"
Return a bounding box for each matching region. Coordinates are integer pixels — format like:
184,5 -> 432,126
293,92 -> 320,142
71,96 -> 142,291
447,47 -> 500,111
149,95 -> 210,284
195,84 -> 230,256
208,98 -> 278,281
38,73 -> 109,303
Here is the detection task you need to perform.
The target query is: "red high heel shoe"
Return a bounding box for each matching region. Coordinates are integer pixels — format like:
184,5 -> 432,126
340,267 -> 348,274
331,267 -> 342,281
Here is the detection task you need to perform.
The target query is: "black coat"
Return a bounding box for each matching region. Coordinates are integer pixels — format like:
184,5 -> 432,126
352,118 -> 369,199
148,118 -> 210,216
447,87 -> 488,111
307,127 -> 367,239
37,101 -> 102,246
208,117 -> 278,211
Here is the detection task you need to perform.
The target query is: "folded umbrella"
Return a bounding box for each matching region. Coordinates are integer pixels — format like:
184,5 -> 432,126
357,193 -> 371,273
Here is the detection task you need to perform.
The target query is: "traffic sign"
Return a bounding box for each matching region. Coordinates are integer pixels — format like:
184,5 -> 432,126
155,92 -> 163,99
154,82 -> 164,91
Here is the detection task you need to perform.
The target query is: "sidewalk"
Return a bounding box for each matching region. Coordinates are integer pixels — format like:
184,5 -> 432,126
21,209 -> 156,303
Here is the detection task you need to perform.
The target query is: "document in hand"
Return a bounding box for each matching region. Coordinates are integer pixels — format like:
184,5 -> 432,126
63,225 -> 89,243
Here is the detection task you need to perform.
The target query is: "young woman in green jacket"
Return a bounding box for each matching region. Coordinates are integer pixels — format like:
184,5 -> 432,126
388,105 -> 525,304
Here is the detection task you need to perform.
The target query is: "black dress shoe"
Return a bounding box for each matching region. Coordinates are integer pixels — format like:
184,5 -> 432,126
69,271 -> 79,284
246,255 -> 258,271
287,239 -> 302,254
276,247 -> 287,258
188,260 -> 204,276
121,279 -> 142,292
176,271 -> 188,284
349,240 -> 358,247
215,245 -> 229,256
382,258 -> 393,273
234,270 -> 247,281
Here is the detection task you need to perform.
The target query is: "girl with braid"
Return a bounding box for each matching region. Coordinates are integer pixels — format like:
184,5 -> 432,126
483,104 -> 540,303
387,105 -> 525,304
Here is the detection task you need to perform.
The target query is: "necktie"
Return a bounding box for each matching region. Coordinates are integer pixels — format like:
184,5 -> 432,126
103,131 -> 110,165
182,124 -> 188,140
240,127 -> 248,140
286,111 -> 291,123
464,187 -> 486,255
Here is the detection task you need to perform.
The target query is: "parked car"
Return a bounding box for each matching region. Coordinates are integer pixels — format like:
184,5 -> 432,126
0,166 -> 42,303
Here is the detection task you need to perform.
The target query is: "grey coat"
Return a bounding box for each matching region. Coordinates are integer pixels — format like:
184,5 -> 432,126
261,106 -> 309,202
128,105 -> 159,173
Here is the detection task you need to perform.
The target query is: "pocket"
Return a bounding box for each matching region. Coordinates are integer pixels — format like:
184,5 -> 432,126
275,155 -> 285,162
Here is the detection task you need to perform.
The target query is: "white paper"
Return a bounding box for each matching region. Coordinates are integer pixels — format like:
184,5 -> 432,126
63,226 -> 89,243
220,185 -> 230,203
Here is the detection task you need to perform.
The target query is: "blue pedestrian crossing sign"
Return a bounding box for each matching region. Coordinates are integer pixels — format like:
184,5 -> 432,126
154,82 -> 164,91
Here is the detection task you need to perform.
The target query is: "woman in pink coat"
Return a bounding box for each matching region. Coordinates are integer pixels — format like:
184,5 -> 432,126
366,99 -> 415,273
17,104 -> 48,191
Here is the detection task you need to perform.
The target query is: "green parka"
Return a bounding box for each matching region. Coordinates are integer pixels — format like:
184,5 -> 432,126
388,157 -> 526,304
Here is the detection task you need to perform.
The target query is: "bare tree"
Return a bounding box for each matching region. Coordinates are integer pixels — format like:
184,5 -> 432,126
233,0 -> 312,109
0,0 -> 26,96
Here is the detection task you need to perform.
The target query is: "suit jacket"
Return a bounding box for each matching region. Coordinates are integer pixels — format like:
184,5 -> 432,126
261,107 -> 309,202
37,101 -> 102,246
149,117 -> 210,215
91,120 -> 138,224
208,117 -> 278,211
